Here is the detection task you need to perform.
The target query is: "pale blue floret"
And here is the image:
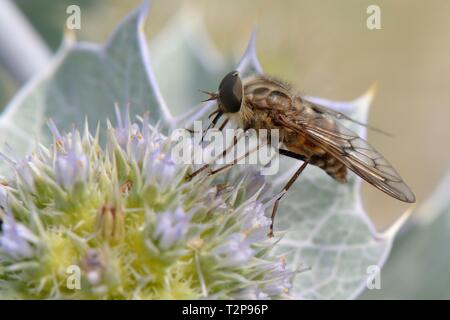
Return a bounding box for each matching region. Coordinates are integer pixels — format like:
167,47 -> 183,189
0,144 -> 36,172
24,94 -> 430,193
0,214 -> 38,259
114,104 -> 132,150
0,184 -> 7,208
54,135 -> 89,189
15,157 -> 36,192
262,260 -> 293,297
153,206 -> 191,249
233,286 -> 270,300
214,233 -> 255,267
144,137 -> 176,189
48,120 -> 90,189
242,202 -> 271,242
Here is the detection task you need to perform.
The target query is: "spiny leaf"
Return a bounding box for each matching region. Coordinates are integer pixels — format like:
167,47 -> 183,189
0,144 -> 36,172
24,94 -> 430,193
271,87 -> 405,299
361,167 -> 450,299
150,4 -> 227,116
236,30 -> 263,77
0,1 -> 170,175
174,29 -> 261,128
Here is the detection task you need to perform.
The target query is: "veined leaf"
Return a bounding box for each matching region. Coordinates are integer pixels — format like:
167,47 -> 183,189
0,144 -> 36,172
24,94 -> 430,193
0,1 -> 171,174
149,4 -> 227,116
273,87 -> 406,299
361,167 -> 450,299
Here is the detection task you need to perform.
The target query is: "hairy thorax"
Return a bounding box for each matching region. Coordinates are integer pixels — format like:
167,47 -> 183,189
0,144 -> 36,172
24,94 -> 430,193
240,76 -> 348,183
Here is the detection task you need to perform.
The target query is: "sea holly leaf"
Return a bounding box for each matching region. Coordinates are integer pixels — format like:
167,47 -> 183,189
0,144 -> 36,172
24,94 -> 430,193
150,4 -> 227,117
361,167 -> 450,299
236,30 -> 263,77
0,1 -> 171,175
174,29 -> 261,128
273,88 -> 411,299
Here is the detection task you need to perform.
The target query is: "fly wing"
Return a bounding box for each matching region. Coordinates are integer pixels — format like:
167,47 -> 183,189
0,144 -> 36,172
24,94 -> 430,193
277,110 -> 416,203
306,101 -> 392,136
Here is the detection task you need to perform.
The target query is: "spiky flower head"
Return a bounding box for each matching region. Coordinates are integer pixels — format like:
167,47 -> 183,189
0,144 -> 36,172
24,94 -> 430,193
0,109 -> 294,299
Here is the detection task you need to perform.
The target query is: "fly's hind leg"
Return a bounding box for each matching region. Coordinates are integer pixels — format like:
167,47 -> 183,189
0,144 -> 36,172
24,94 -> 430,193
268,149 -> 309,237
278,148 -> 308,161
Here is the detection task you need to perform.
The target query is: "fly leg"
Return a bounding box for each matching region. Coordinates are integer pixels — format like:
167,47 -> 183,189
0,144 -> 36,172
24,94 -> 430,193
186,132 -> 241,181
278,148 -> 308,162
207,128 -> 279,177
268,150 -> 309,237
207,139 -> 267,177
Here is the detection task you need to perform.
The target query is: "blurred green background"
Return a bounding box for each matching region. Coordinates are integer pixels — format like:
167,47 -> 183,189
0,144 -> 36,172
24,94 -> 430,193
1,0 -> 449,231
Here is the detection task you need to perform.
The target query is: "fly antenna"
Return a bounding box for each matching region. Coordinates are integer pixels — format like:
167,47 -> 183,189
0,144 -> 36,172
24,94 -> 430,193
200,90 -> 219,103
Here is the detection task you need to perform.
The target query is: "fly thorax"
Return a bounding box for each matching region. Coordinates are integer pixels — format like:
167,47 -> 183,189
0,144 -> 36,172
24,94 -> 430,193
227,102 -> 254,130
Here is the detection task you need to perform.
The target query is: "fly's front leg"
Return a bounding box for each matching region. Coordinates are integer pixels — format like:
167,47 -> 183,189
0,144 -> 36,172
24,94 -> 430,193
207,137 -> 268,177
268,158 -> 309,237
186,133 -> 240,181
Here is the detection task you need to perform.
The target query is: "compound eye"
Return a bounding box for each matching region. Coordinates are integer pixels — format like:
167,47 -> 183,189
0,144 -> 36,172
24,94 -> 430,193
218,71 -> 243,113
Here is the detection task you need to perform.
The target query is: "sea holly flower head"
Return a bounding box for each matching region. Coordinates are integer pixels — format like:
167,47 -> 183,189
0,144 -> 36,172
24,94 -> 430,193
0,110 -> 295,299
